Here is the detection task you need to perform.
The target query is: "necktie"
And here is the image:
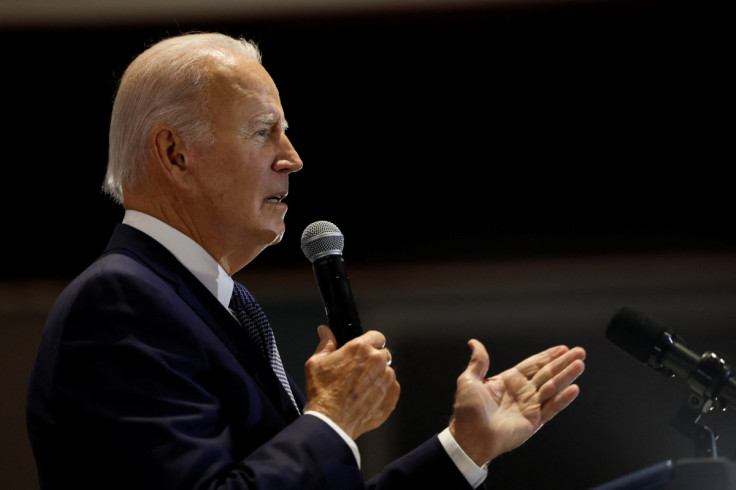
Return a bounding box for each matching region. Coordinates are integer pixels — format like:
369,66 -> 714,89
229,281 -> 300,413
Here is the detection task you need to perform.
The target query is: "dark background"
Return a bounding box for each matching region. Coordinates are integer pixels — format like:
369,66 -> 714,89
2,0 -> 735,488
2,0 -> 733,279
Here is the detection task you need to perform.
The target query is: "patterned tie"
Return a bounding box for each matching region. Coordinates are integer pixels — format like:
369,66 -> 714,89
229,281 -> 300,413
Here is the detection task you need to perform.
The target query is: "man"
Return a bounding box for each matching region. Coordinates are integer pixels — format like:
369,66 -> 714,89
26,32 -> 586,489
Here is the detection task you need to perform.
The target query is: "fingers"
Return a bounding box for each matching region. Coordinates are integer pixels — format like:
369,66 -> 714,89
509,345 -> 585,422
461,339 -> 490,381
356,330 -> 394,367
343,332 -> 400,436
312,325 -> 337,357
343,330 -> 395,387
305,329 -> 399,439
514,346 -> 585,389
540,384 -> 581,425
314,327 -> 388,360
531,346 -> 586,390
515,345 -> 570,379
536,354 -> 585,404
531,347 -> 585,423
360,329 -> 388,351
351,355 -> 397,398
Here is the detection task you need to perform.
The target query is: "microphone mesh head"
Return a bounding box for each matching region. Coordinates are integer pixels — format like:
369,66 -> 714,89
300,221 -> 345,263
606,307 -> 666,363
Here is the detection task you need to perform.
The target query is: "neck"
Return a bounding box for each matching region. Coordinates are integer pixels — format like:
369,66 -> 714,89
123,197 -> 265,276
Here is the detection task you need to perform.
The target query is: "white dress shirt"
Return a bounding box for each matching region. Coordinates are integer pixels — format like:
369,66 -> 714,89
122,209 -> 487,488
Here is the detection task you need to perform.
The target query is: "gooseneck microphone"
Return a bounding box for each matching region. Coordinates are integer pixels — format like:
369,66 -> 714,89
301,221 -> 363,347
606,307 -> 736,408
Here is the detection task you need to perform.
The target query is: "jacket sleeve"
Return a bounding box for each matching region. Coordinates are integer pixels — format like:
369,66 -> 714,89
366,435 -> 483,490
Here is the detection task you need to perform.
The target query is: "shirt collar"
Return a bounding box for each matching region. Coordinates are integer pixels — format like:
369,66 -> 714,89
122,210 -> 234,309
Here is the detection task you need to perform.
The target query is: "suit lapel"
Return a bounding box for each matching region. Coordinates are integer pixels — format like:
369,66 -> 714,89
104,224 -> 303,421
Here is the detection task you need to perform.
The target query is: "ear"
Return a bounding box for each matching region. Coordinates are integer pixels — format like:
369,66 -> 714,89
151,125 -> 191,188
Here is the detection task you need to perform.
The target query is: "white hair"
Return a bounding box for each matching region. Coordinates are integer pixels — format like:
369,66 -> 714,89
103,32 -> 262,204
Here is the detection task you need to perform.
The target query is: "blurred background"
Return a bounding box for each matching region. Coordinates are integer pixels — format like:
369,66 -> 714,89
1,0 -> 734,488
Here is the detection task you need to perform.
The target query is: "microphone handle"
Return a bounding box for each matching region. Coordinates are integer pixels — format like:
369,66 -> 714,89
312,255 -> 363,347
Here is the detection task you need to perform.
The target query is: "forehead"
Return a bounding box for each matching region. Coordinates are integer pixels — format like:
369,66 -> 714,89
207,55 -> 282,116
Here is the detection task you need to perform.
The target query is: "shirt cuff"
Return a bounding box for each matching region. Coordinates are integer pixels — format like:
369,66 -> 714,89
437,427 -> 488,489
304,410 -> 361,468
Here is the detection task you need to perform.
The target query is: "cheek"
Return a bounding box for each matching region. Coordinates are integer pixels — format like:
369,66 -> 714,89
191,144 -> 265,209
195,151 -> 248,192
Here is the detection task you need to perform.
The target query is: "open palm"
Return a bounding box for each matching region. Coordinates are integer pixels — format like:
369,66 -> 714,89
450,340 -> 586,465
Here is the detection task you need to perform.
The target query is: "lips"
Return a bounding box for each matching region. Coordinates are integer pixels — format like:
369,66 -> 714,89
265,192 -> 287,204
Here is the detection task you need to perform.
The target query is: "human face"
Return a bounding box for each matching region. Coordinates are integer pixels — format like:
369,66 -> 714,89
186,54 -> 303,271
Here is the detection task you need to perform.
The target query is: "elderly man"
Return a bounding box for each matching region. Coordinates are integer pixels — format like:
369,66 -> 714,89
26,32 -> 585,489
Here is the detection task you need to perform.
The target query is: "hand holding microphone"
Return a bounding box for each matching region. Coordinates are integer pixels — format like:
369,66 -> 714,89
300,221 -> 399,439
301,221 -> 364,347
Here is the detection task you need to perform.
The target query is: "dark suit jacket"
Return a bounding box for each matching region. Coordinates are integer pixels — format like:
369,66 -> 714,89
27,224 -> 476,489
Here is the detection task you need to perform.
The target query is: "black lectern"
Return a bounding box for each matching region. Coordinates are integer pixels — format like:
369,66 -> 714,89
590,458 -> 736,489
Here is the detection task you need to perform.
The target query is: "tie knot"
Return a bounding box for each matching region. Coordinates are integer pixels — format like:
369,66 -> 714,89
229,282 -> 269,354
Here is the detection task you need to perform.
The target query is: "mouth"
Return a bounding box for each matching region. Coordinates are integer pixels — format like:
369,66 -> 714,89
265,193 -> 287,204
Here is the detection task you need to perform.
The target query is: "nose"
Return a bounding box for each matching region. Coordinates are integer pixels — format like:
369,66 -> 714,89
274,134 -> 303,174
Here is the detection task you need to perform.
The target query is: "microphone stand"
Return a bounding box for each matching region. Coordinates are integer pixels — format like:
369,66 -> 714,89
670,392 -> 720,458
594,313 -> 736,488
591,387 -> 736,489
667,351 -> 734,459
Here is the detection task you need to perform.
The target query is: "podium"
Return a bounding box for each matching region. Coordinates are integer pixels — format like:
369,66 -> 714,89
590,458 -> 736,490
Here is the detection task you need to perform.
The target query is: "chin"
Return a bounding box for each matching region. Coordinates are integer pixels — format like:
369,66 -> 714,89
261,223 -> 286,247
268,231 -> 285,246
251,216 -> 287,249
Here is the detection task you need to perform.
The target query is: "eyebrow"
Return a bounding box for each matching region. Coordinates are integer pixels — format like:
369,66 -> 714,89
252,113 -> 289,131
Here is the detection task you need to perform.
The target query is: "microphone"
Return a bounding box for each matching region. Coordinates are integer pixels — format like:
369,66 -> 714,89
606,307 -> 736,408
301,221 -> 363,347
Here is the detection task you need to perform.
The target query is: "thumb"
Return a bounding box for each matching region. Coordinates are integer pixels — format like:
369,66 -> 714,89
313,325 -> 338,357
464,339 -> 490,380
